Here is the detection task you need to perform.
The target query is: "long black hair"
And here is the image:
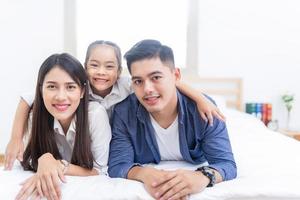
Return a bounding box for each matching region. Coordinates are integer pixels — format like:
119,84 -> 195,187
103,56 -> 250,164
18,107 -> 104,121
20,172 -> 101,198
21,53 -> 94,172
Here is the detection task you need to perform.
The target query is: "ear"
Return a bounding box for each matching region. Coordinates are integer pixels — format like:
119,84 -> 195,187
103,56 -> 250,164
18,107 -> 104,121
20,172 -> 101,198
174,67 -> 181,81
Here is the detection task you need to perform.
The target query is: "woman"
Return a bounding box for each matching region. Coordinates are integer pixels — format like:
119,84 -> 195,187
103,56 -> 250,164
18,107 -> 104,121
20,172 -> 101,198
15,53 -> 111,200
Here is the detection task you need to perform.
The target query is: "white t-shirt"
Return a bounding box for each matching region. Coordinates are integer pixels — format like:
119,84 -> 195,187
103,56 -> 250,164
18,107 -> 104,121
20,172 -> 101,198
26,102 -> 111,174
21,76 -> 132,119
150,115 -> 183,161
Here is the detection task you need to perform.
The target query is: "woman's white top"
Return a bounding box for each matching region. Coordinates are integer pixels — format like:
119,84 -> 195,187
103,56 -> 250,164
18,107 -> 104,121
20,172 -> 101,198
26,102 -> 111,174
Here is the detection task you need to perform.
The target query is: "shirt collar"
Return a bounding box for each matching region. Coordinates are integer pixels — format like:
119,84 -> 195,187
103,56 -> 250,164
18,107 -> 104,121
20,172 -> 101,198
88,82 -> 121,100
53,117 -> 76,136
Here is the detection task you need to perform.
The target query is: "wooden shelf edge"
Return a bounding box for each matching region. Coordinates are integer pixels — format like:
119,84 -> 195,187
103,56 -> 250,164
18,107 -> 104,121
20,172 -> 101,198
0,154 -> 4,166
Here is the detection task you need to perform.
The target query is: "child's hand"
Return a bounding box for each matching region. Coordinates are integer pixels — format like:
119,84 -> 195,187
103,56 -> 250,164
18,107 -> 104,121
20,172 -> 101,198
196,99 -> 226,126
4,138 -> 24,170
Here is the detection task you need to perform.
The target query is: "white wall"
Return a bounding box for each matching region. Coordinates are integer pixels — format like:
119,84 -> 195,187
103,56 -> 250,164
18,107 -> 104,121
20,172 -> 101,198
0,1 -> 64,153
198,0 -> 300,130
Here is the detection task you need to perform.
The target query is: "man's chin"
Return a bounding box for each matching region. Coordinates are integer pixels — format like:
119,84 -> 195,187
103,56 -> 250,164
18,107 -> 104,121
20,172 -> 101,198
145,106 -> 161,114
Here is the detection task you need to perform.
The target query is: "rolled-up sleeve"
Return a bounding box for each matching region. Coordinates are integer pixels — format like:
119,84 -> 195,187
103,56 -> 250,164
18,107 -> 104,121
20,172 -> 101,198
202,118 -> 237,181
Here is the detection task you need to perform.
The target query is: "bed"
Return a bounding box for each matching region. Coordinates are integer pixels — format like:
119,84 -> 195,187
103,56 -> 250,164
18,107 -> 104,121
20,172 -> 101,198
1,77 -> 300,200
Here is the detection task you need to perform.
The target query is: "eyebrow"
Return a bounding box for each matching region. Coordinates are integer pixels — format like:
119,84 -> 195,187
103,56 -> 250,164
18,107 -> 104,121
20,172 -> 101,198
89,60 -> 117,64
45,81 -> 77,85
131,71 -> 163,80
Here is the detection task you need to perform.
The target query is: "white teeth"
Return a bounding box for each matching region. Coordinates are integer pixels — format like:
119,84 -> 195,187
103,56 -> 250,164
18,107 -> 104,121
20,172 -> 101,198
94,78 -> 107,82
144,96 -> 159,100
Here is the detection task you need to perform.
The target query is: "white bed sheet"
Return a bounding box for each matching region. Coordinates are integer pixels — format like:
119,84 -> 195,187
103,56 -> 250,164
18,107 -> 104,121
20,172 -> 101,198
1,109 -> 300,200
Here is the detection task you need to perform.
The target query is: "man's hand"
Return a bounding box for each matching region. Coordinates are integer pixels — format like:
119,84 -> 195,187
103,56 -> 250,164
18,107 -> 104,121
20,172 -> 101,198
128,166 -> 178,198
154,169 -> 210,200
4,138 -> 24,170
35,153 -> 66,200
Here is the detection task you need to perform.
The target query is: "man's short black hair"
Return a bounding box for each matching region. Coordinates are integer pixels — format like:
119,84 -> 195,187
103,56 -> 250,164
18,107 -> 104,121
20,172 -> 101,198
124,39 -> 175,73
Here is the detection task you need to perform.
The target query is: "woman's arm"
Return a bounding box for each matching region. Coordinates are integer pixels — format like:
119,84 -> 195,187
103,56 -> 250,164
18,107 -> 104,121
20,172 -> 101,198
4,98 -> 30,170
176,81 -> 226,125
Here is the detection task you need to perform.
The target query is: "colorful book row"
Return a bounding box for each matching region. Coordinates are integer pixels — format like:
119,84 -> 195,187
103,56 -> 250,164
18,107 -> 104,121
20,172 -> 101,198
245,103 -> 272,125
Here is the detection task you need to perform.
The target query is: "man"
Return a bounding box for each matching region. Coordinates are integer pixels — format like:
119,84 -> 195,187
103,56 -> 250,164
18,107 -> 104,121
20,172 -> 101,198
108,39 -> 236,199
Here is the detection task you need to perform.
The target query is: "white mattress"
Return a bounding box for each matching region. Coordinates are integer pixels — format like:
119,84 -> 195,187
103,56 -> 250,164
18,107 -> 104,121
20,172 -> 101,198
1,109 -> 300,200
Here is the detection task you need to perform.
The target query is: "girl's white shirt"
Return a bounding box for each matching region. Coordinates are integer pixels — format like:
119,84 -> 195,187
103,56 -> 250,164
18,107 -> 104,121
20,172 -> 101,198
88,76 -> 132,118
25,102 -> 111,175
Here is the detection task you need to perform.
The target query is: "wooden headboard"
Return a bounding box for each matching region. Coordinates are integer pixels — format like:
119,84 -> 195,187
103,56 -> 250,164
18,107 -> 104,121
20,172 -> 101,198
181,75 -> 243,111
0,154 -> 4,166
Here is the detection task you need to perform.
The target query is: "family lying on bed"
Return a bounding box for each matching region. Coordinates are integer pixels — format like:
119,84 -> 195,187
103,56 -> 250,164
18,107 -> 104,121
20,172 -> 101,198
4,39 -> 237,200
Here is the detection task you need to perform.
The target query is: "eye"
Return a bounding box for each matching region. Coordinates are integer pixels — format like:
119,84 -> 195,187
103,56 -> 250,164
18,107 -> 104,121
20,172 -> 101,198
106,65 -> 116,69
89,63 -> 98,68
152,76 -> 162,81
46,84 -> 56,89
67,85 -> 77,90
133,79 -> 143,86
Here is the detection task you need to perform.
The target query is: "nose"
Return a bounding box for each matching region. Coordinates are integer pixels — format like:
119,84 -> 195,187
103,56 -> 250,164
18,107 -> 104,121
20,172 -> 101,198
96,66 -> 106,75
143,80 -> 154,94
55,88 -> 67,101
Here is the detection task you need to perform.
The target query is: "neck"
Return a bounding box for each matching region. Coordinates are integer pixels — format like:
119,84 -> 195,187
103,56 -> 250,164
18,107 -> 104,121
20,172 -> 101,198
92,85 -> 113,98
150,94 -> 178,129
59,118 -> 72,135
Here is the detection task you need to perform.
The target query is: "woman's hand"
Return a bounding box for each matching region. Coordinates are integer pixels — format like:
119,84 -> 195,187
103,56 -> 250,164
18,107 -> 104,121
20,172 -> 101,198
15,174 -> 42,200
4,138 -> 24,170
35,153 -> 66,200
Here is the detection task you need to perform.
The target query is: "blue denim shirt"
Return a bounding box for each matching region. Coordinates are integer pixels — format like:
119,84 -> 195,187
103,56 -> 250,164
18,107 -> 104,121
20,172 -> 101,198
108,91 -> 237,181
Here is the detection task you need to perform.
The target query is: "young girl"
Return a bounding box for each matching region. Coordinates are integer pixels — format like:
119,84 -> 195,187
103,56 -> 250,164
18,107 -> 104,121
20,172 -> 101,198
5,40 -> 225,170
15,53 -> 111,200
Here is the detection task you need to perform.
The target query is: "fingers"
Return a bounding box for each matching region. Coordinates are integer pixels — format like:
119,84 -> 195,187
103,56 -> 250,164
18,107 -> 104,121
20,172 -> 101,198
168,188 -> 190,200
30,190 -> 41,200
152,171 -> 177,187
15,178 -> 36,200
52,173 -> 62,199
36,179 -> 44,198
206,112 -> 214,126
155,175 -> 182,199
216,109 -> 226,121
199,112 -> 208,123
58,169 -> 66,183
43,174 -> 60,200
40,177 -> 49,199
17,148 -> 24,162
180,196 -> 188,200
4,153 -> 15,170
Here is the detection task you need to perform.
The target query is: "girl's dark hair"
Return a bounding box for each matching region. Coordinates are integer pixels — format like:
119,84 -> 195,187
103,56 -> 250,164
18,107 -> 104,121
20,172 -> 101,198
84,40 -> 122,72
21,53 -> 94,172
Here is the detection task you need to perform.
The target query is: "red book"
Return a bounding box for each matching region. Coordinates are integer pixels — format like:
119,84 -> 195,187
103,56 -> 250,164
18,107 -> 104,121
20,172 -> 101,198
266,104 -> 272,125
262,103 -> 268,125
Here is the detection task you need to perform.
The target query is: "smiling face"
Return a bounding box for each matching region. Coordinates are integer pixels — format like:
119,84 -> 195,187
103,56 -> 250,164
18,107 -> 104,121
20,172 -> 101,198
42,66 -> 83,130
86,44 -> 120,97
131,57 -> 180,117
